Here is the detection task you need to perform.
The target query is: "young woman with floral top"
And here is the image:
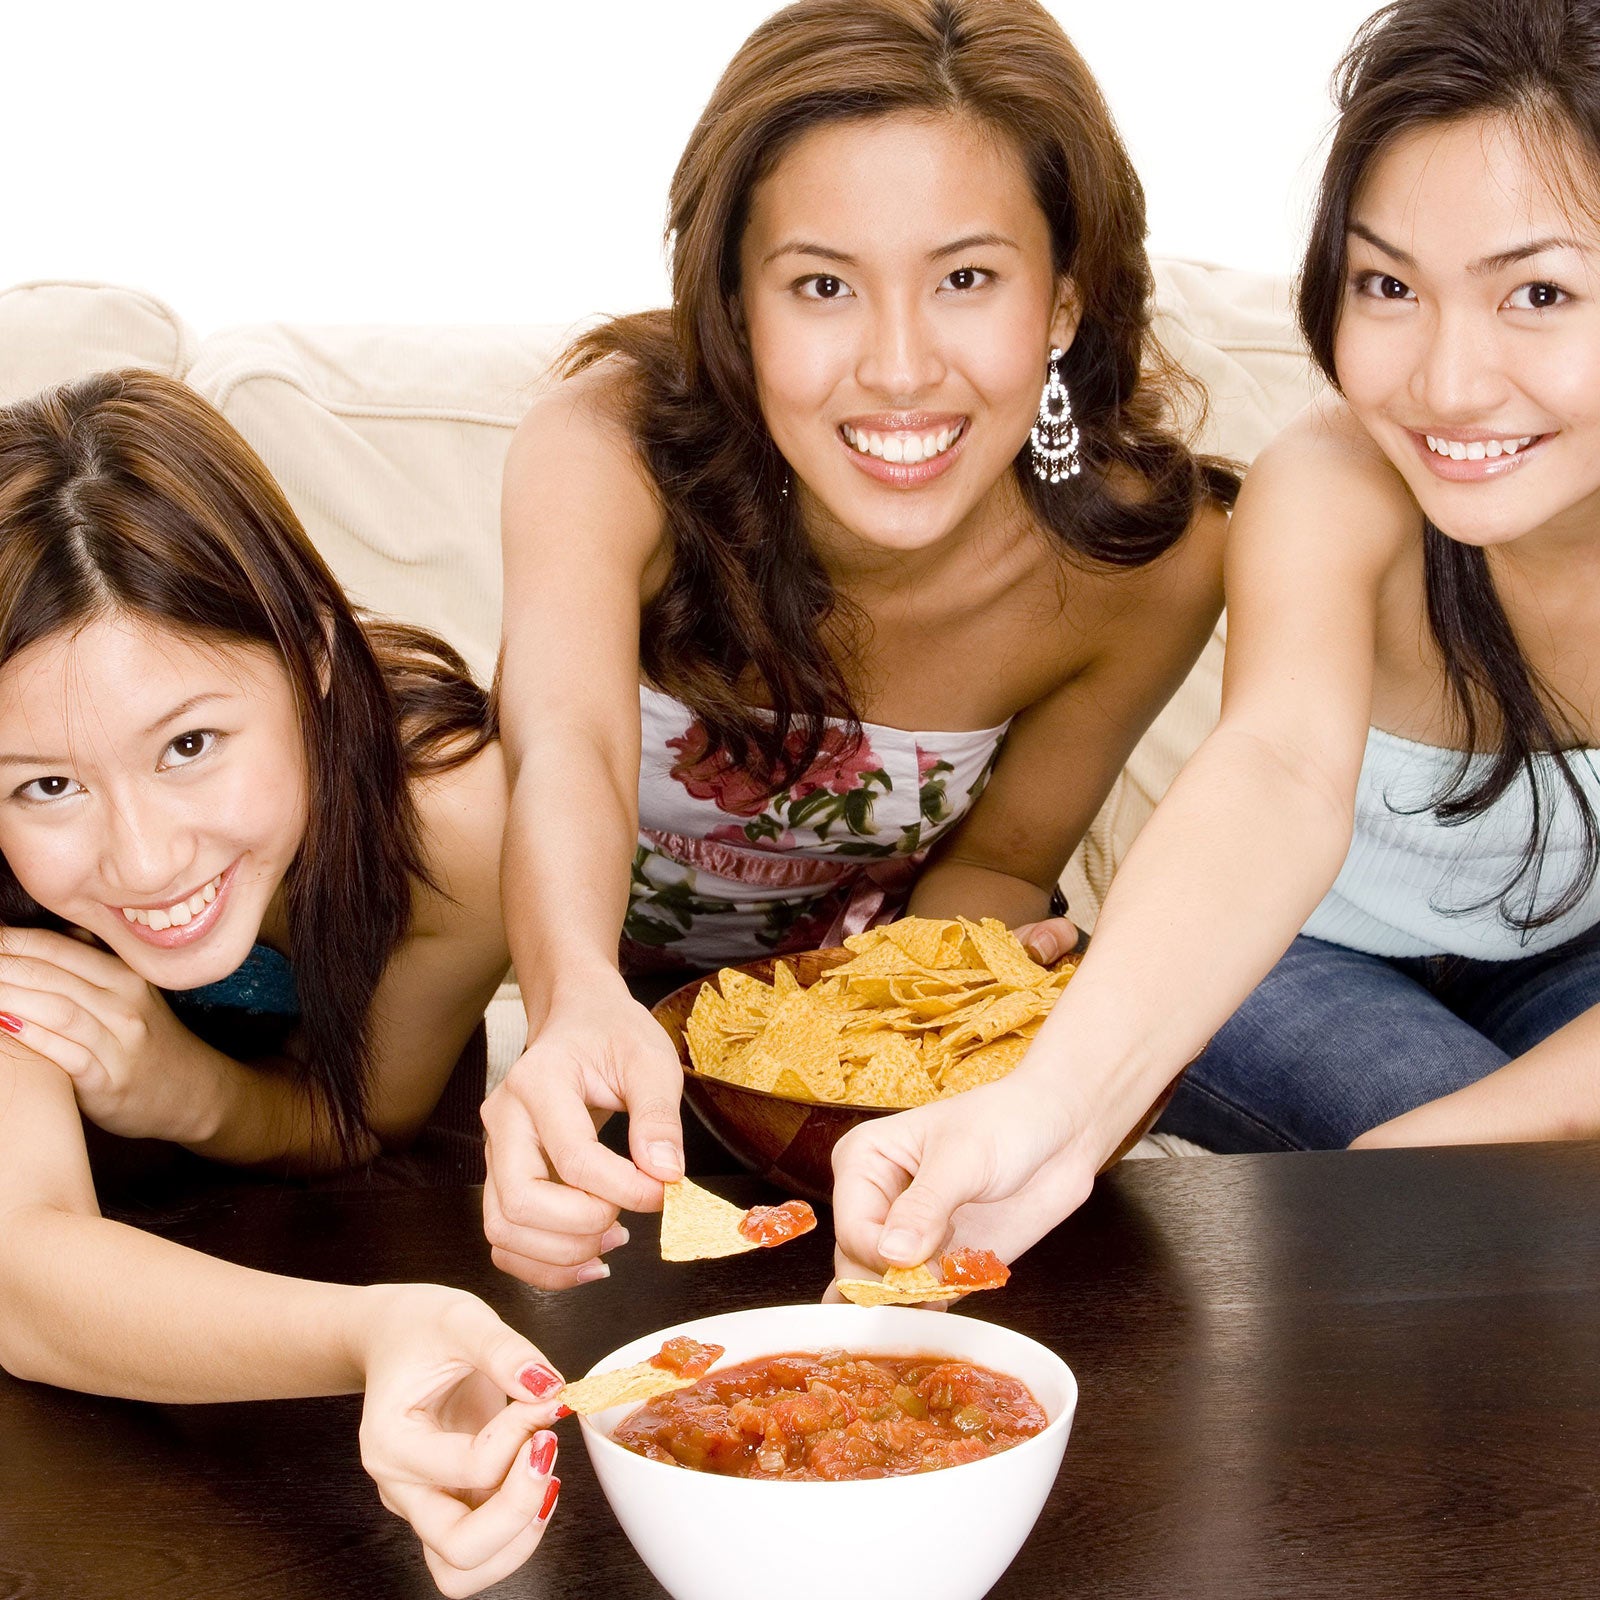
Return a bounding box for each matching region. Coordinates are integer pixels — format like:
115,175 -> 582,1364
485,0 -> 1236,1289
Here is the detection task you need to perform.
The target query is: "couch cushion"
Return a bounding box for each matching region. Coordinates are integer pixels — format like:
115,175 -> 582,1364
1059,260 -> 1325,925
0,282 -> 196,404
185,323 -> 570,685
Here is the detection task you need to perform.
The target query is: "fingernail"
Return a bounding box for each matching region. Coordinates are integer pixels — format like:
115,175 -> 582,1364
647,1141 -> 682,1177
575,1260 -> 611,1284
879,1229 -> 917,1263
554,1404 -> 573,1420
538,1475 -> 561,1521
0,1013 -> 22,1035
529,1430 -> 557,1477
518,1364 -> 562,1398
600,1223 -> 630,1253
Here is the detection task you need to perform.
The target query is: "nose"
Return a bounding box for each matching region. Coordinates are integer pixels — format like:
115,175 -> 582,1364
102,784 -> 196,902
1412,303 -> 1508,422
855,291 -> 944,401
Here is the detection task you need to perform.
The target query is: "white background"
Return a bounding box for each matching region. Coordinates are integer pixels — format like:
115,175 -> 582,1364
7,0 -> 1380,332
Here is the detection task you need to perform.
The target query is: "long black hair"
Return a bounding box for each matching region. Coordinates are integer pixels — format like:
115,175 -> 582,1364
1299,0 -> 1600,935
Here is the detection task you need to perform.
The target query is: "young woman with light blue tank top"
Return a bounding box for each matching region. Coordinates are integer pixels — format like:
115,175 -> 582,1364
823,0 -> 1600,1282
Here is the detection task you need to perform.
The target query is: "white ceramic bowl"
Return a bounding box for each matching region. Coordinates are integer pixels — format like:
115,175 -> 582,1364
578,1304 -> 1077,1600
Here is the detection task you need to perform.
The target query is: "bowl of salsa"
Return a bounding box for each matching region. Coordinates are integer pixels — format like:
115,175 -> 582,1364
576,1303 -> 1078,1600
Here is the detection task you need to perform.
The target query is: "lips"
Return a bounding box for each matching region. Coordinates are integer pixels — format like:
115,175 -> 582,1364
836,414 -> 969,488
1410,427 -> 1548,482
115,861 -> 238,950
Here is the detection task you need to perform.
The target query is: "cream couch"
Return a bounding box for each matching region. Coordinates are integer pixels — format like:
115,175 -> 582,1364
0,270 -> 1322,1110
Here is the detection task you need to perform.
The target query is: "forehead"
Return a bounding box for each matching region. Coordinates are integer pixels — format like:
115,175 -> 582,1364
0,612 -> 286,742
1353,113 -> 1600,251
742,110 -> 1048,255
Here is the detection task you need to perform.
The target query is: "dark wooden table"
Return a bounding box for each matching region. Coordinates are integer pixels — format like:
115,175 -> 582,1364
4,1143 -> 1599,1600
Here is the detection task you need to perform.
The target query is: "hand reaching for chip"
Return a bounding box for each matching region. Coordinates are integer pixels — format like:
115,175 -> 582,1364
481,976 -> 688,1291
1012,915 -> 1082,967
830,1060 -> 1101,1285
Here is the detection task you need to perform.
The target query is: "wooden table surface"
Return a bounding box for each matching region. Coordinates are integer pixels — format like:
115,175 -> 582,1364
3,1142 -> 1599,1600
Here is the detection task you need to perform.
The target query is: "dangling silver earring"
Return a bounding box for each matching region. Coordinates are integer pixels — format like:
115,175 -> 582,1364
1030,347 -> 1080,483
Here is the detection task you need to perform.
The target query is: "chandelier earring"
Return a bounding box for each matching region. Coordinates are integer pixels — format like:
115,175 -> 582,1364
1029,347 -> 1080,483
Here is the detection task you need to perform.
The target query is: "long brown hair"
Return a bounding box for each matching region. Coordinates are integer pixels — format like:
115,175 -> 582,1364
565,0 -> 1236,792
0,370 -> 493,1157
1299,0 -> 1600,935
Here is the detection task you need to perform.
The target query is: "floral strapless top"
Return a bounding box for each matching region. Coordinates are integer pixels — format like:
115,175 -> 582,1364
623,684 -> 1010,973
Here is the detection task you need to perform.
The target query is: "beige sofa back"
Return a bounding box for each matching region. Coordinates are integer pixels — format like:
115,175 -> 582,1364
0,270 -> 1322,918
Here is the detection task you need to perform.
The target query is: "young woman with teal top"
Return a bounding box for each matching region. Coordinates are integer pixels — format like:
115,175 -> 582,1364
830,0 -> 1600,1283
0,372 -> 561,1595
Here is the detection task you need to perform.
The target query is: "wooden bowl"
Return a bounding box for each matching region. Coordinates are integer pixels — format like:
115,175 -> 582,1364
651,946 -> 1180,1204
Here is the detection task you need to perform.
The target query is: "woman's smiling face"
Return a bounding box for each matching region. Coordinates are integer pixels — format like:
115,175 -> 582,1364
737,110 -> 1078,568
0,611 -> 309,992
1335,113 -> 1600,552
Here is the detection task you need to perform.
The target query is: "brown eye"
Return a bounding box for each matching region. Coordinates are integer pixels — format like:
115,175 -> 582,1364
812,276 -> 843,299
164,730 -> 217,767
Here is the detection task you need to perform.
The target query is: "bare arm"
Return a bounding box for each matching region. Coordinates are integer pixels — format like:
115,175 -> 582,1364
482,370 -> 690,1290
1354,1004 -> 1600,1146
832,405 -> 1418,1270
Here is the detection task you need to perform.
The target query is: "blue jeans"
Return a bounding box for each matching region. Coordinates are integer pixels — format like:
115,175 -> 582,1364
1155,926 -> 1600,1151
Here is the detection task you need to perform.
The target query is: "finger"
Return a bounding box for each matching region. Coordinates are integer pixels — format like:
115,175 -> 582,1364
533,1082 -> 664,1214
483,1136 -> 620,1236
423,1469 -> 559,1599
830,1120 -> 915,1267
384,1400 -> 547,1492
622,1041 -> 687,1184
1014,917 -> 1081,965
0,927 -> 125,990
0,981 -> 105,1048
482,1177 -> 626,1274
874,1137 -> 984,1267
390,1431 -> 556,1576
0,1008 -> 97,1082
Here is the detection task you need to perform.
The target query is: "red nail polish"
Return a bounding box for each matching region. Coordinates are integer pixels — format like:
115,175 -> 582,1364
538,1476 -> 561,1521
554,1404 -> 573,1420
0,1014 -> 22,1035
529,1431 -> 557,1476
518,1364 -> 561,1398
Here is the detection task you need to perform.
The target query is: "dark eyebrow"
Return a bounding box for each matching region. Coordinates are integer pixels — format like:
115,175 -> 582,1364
762,241 -> 859,267
143,693 -> 229,738
761,232 -> 1020,269
928,232 -> 1018,260
0,692 -> 230,768
1350,220 -> 1591,276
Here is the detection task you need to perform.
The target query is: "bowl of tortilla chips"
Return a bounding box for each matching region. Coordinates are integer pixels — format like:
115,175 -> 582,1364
652,916 -> 1167,1201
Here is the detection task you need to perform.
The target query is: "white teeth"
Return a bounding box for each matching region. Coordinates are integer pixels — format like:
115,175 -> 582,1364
841,422 -> 963,465
1426,433 -> 1534,460
121,872 -> 223,930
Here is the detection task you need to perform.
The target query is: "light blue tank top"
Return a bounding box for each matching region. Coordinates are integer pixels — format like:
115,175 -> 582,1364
1302,727 -> 1600,959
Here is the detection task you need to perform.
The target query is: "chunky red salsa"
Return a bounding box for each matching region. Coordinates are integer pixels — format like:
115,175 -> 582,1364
650,1337 -> 726,1379
738,1200 -> 818,1247
613,1349 -> 1047,1480
939,1248 -> 1010,1290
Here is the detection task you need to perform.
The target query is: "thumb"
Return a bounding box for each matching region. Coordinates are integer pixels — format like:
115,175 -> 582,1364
1017,917 -> 1081,966
459,1303 -> 567,1412
624,1042 -> 687,1186
874,1145 -> 973,1268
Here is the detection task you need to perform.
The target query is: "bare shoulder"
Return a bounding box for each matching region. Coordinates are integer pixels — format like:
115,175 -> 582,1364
1237,396 -> 1420,574
406,740 -> 509,942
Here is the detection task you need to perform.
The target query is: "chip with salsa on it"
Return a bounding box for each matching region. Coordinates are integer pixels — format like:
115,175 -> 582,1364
613,1349 -> 1046,1479
660,1177 -> 817,1262
835,1248 -> 1010,1307
557,1335 -> 726,1417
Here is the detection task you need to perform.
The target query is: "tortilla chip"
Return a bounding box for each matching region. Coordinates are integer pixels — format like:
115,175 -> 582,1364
938,1035 -> 1030,1095
557,1360 -> 703,1416
659,1177 -> 761,1262
958,916 -> 1053,989
835,1262 -> 958,1307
